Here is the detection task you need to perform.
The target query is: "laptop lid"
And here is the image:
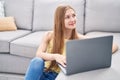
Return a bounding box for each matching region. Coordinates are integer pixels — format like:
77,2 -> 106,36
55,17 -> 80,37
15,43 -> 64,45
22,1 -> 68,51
65,36 -> 113,75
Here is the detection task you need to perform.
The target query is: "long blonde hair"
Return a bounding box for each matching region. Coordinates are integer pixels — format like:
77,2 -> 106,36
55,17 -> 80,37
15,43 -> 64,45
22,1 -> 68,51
47,5 -> 79,71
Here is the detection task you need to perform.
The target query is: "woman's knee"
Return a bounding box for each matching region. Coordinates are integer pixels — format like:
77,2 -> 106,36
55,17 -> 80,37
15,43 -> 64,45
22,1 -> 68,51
25,57 -> 44,80
30,57 -> 44,70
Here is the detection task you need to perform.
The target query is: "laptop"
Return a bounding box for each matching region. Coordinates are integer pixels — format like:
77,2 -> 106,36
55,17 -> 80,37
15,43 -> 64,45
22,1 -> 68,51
58,36 -> 113,75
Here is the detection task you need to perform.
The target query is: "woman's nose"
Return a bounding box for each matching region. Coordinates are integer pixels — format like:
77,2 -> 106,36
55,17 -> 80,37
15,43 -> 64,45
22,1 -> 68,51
70,17 -> 74,21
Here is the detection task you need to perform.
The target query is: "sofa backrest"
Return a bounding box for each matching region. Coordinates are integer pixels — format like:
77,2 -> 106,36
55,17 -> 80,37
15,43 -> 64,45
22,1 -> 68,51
2,0 -> 120,33
3,0 -> 33,30
33,0 -> 85,34
85,0 -> 120,33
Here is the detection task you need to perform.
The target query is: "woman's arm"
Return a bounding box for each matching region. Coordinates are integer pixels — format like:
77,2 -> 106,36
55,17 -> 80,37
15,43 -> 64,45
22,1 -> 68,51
36,31 -> 66,67
112,43 -> 118,54
77,33 -> 87,39
36,31 -> 55,61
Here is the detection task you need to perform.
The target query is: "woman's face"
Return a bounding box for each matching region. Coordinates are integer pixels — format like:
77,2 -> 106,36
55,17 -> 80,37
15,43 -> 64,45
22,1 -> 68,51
64,9 -> 76,30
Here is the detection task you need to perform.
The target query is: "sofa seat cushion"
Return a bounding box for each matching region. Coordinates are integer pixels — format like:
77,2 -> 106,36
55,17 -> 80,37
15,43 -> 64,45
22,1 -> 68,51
10,31 -> 47,58
85,32 -> 120,49
0,30 -> 31,53
0,54 -> 31,74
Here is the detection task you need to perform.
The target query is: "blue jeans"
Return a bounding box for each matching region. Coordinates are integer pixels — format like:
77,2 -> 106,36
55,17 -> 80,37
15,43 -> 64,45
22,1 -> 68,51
25,57 -> 58,80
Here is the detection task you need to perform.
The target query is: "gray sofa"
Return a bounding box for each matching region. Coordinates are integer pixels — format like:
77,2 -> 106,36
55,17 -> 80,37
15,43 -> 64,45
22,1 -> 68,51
0,0 -> 120,80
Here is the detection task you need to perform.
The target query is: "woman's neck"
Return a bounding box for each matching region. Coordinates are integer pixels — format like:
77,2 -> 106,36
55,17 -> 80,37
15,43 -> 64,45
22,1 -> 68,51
64,29 -> 72,39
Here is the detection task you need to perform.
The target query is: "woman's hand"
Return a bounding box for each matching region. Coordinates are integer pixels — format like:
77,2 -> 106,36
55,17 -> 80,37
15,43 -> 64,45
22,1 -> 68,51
54,54 -> 66,67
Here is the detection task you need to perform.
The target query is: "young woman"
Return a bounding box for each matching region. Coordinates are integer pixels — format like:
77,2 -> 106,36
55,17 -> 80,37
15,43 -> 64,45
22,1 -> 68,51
25,5 -> 118,80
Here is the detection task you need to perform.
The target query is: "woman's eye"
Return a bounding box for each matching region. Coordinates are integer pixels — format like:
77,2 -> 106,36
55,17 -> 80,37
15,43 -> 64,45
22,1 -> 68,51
65,14 -> 76,19
72,14 -> 76,17
65,16 -> 70,19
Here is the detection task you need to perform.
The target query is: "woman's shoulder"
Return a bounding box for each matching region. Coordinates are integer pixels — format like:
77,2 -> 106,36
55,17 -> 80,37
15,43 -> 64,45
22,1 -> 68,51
44,31 -> 53,41
77,33 -> 87,39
